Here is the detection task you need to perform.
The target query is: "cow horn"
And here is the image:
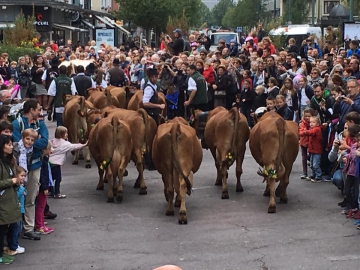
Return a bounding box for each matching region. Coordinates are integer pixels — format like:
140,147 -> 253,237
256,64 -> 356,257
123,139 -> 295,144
257,167 -> 267,177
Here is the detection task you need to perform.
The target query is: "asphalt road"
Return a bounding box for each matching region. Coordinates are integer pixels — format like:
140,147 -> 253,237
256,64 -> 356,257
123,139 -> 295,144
6,121 -> 360,270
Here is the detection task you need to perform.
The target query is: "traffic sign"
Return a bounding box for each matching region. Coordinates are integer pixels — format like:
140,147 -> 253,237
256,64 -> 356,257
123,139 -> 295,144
236,27 -> 242,33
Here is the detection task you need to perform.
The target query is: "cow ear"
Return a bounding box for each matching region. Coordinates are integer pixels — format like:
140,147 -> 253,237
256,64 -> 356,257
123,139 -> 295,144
77,110 -> 85,117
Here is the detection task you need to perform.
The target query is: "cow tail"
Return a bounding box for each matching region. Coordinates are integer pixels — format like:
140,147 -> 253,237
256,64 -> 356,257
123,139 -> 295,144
229,107 -> 239,156
275,118 -> 285,171
112,116 -> 119,156
137,108 -> 149,153
171,121 -> 192,196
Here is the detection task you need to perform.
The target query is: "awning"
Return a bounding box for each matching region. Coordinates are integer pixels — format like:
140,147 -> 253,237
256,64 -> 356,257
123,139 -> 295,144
81,19 -> 95,30
53,24 -> 88,33
103,17 -> 130,35
94,15 -> 114,28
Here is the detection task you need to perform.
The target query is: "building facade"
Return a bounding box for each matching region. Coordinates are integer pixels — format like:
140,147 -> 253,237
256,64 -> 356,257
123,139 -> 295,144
0,0 -> 128,46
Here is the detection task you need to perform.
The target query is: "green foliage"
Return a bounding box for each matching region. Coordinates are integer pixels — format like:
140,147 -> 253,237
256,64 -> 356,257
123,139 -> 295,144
0,45 -> 40,62
221,0 -> 267,29
265,18 -> 287,49
198,2 -> 213,27
343,0 -> 360,17
282,0 -> 310,24
211,0 -> 235,27
115,0 -> 202,31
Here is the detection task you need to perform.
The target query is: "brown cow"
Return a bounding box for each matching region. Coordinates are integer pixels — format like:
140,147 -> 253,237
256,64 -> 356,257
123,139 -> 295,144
62,95 -> 91,168
107,86 -> 131,108
249,111 -> 298,213
127,90 -> 167,123
94,108 -> 151,195
88,116 -> 133,202
152,117 -> 202,224
192,107 -> 250,199
87,87 -> 121,109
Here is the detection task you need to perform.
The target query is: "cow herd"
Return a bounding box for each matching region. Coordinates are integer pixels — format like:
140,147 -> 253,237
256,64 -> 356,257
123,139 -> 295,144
62,86 -> 299,224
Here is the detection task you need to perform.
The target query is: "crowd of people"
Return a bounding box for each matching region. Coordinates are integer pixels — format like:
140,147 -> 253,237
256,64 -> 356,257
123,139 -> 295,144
0,23 -> 360,264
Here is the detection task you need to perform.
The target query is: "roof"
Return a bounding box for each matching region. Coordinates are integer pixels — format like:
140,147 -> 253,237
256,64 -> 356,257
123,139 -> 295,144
329,4 -> 349,18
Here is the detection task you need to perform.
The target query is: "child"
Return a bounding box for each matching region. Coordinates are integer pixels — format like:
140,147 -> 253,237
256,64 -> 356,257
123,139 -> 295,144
303,116 -> 323,182
49,126 -> 87,198
266,96 -> 276,112
299,108 -> 316,179
251,85 -> 268,116
4,166 -> 27,255
35,141 -> 54,235
240,79 -> 255,127
266,77 -> 279,98
275,95 -> 293,121
279,78 -> 298,120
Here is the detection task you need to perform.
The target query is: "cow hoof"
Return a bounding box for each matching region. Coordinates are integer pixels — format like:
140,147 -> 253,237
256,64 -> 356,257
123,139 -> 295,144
178,211 -> 187,224
72,161 -> 78,165
139,187 -> 147,195
280,197 -> 288,204
78,155 -> 84,160
221,190 -> 229,199
133,181 -> 140,189
236,186 -> 244,192
124,169 -> 128,177
215,180 -> 222,186
85,163 -> 91,169
268,205 -> 276,213
96,184 -> 104,190
116,192 -> 123,202
166,210 -> 175,216
263,190 -> 270,197
174,200 -> 181,208
107,197 -> 115,203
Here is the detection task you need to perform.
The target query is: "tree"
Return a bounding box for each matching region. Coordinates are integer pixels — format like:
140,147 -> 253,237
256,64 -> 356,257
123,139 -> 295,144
221,0 -> 267,29
281,0 -> 310,24
343,0 -> 360,17
198,2 -> 213,28
211,0 -> 235,27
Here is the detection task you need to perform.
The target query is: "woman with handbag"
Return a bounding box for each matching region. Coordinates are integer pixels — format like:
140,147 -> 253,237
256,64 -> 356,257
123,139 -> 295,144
16,57 -> 31,99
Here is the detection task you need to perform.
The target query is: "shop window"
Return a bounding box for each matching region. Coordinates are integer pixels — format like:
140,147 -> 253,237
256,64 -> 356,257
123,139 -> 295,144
324,1 -> 339,14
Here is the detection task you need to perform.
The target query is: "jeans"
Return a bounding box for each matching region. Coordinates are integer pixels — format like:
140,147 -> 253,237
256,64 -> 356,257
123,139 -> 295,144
301,146 -> 308,175
344,175 -> 359,209
24,168 -> 40,232
55,112 -> 63,127
7,221 -> 22,251
332,169 -> 344,191
35,191 -> 47,230
51,165 -> 62,195
310,153 -> 322,178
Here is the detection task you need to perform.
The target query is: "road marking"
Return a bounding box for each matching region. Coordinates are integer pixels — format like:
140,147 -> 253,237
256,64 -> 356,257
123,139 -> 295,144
329,255 -> 360,261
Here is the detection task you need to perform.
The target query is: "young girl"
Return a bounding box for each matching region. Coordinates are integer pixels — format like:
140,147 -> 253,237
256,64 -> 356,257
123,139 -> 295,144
240,79 -> 255,127
299,108 -> 316,179
279,78 -> 298,120
275,95 -> 294,121
266,77 -> 279,98
297,76 -> 314,116
35,142 -> 54,235
303,116 -> 323,182
49,127 -> 88,198
5,166 -> 27,255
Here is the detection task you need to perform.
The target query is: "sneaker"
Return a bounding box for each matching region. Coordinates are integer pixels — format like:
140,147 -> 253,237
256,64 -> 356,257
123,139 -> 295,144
3,249 -> 17,256
311,178 -> 323,183
44,221 -> 48,225
23,230 -> 41,240
300,174 -> 307,179
354,219 -> 360,226
353,211 -> 360,220
338,198 -> 347,207
16,246 -> 25,254
53,194 -> 66,199
306,176 -> 315,181
0,256 -> 13,264
346,209 -> 358,218
44,211 -> 57,220
35,227 -> 50,235
44,226 -> 54,234
323,176 -> 332,182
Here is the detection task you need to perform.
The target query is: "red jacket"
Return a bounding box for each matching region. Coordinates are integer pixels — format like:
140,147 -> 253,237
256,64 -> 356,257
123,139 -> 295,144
203,66 -> 215,84
298,119 -> 310,147
268,44 -> 276,54
307,126 -> 323,154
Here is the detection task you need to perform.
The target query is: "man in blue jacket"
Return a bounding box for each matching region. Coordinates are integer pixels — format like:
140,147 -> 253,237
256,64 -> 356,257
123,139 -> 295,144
12,99 -> 49,240
334,79 -> 360,132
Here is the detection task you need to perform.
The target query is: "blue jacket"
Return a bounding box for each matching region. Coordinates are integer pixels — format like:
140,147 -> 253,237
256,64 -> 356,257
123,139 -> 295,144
17,185 -> 27,214
334,93 -> 360,132
12,116 -> 49,170
346,48 -> 360,58
304,42 -> 323,57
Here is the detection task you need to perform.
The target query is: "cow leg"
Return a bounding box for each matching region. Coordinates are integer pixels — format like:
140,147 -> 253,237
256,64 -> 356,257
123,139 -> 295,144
96,166 -> 105,190
107,168 -> 115,203
267,178 -> 276,213
174,194 -> 181,208
85,146 -> 91,169
178,177 -> 189,225
166,173 -> 175,216
134,152 -> 147,195
276,170 -> 290,204
78,149 -> 84,160
214,161 -> 222,186
221,164 -> 229,199
263,181 -> 270,196
116,162 -> 127,203
72,150 -> 79,165
235,147 -> 246,192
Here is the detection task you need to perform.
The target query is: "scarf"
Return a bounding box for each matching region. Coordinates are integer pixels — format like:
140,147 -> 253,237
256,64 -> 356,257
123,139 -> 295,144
18,139 -> 33,182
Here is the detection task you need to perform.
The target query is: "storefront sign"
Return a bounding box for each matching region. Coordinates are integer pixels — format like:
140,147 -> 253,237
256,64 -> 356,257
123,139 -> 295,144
35,13 -> 49,26
21,5 -> 52,32
95,29 -> 115,48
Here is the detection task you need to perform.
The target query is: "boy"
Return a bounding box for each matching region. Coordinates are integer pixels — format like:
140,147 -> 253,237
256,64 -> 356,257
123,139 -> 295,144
266,96 -> 276,112
304,116 -> 323,182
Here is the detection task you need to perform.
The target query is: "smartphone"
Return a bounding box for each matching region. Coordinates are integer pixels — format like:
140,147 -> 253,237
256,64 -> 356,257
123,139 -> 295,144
321,98 -> 326,102
338,95 -> 345,100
